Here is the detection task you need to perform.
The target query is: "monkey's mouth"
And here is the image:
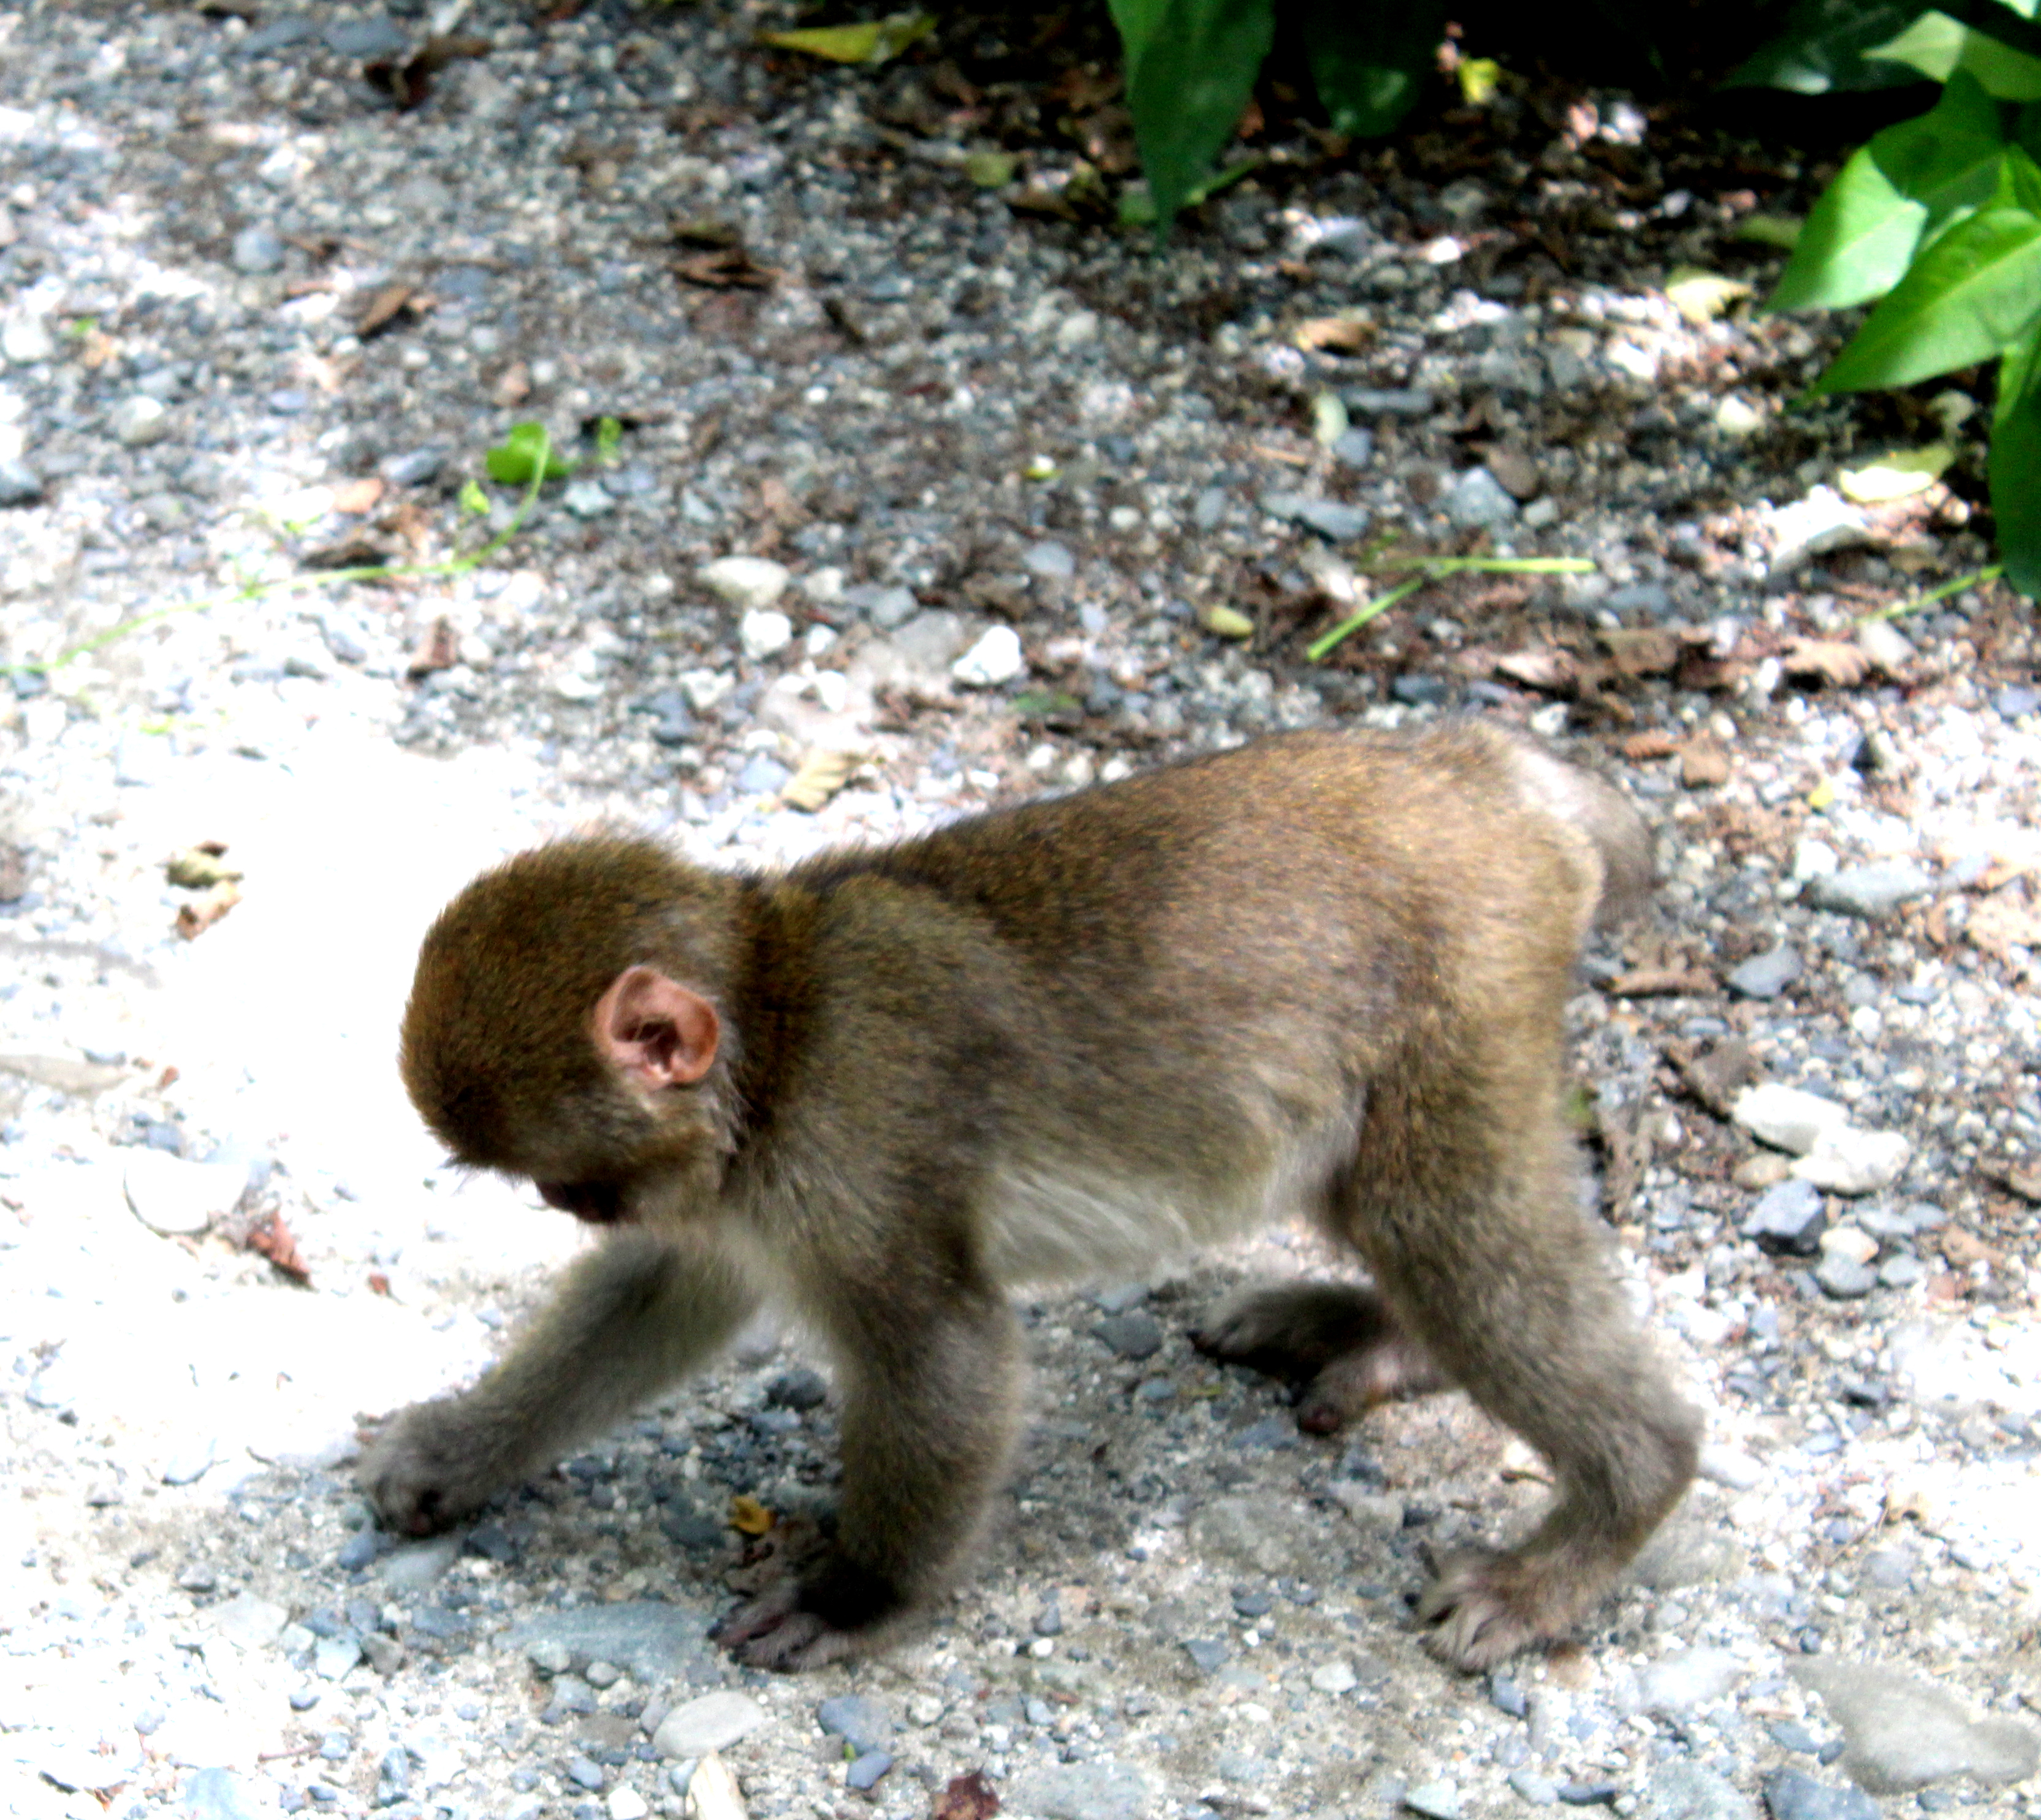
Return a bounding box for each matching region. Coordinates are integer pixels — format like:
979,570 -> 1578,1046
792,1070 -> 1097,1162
536,1180 -> 629,1224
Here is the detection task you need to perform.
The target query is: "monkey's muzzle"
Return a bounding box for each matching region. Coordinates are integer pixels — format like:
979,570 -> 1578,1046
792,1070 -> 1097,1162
536,1180 -> 628,1224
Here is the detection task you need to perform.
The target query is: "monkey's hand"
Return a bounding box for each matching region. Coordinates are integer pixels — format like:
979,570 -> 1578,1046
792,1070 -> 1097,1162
712,1534 -> 905,1672
1418,1545 -> 1579,1672
356,1398 -> 514,1537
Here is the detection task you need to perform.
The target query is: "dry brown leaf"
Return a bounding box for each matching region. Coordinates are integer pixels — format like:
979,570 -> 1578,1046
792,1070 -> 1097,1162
1937,1227 -> 2001,1270
932,1770 -> 1001,1820
1291,313 -> 1373,354
355,282 -> 420,338
166,844 -> 241,889
174,881 -> 241,940
1679,741 -> 1730,788
367,1270 -> 393,1297
363,34 -> 491,111
1783,637 -> 1871,687
1606,967 -> 1714,998
676,247 -> 777,290
0,843 -> 27,902
1621,730 -> 1680,760
1597,628 -> 1682,677
781,747 -> 859,813
730,1493 -> 775,1536
491,360 -> 531,408
1494,650 -> 1575,692
406,616 -> 458,679
329,477 -> 385,515
245,1211 -> 311,1284
1966,895 -> 2041,957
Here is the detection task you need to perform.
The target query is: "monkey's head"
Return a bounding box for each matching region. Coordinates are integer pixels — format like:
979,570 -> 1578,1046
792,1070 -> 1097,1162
400,836 -> 742,1224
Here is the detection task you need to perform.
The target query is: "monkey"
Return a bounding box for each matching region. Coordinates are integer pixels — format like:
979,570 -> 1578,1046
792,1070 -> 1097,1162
359,720 -> 1700,1674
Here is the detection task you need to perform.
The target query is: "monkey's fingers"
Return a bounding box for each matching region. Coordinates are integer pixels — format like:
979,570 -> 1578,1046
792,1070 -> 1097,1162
712,1589 -> 860,1672
1416,1547 -> 1569,1672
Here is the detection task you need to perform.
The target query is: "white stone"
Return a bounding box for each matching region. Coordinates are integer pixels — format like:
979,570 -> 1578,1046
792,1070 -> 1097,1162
1767,485 -> 1869,577
2,312 -> 55,364
210,1591 -> 289,1651
1819,1223 -> 1879,1265
687,1751 -> 748,1820
653,1691 -> 770,1760
739,609 -> 794,661
1731,1083 -> 1850,1156
113,395 -> 171,447
698,556 -> 791,613
607,1791 -> 650,1820
124,1151 -> 248,1235
1310,1661 -> 1358,1695
951,624 -> 1025,688
1793,1126 -> 1911,1196
679,669 -> 735,713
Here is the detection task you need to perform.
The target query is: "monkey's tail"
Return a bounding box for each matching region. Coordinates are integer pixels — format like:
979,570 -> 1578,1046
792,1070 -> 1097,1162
1494,732 -> 1654,933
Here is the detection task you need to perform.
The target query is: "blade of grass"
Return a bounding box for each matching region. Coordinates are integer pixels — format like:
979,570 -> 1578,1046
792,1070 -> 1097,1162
1856,561 -> 2004,620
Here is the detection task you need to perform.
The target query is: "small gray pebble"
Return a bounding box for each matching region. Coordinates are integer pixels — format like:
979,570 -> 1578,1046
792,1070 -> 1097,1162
1344,387 -> 1434,415
379,449 -> 446,488
816,1694 -> 893,1755
1509,1768 -> 1559,1805
846,1750 -> 894,1791
1022,540 -> 1076,580
1181,1639 -> 1228,1674
1744,1180 -> 1825,1254
1994,684 -> 2040,718
1768,1720 -> 1823,1754
1726,944 -> 1801,999
1403,1782 -> 1462,1819
1760,1769 -> 1877,1820
526,1639 -> 573,1676
232,224 -> 286,274
1331,428 -> 1374,467
1261,491 -> 1369,542
1442,467 -> 1518,529
0,457 -> 43,506
1814,1254 -> 1877,1300
324,17 -> 411,57
563,1754 -> 605,1792
766,1367 -> 828,1409
1556,1782 -> 1619,1807
336,1530 -> 380,1571
1489,1674 -> 1528,1718
1093,1312 -> 1163,1360
184,1766 -> 265,1820
1807,863 -> 1933,920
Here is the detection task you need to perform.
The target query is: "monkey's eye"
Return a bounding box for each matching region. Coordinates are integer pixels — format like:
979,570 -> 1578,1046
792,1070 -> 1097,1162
536,1180 -> 626,1224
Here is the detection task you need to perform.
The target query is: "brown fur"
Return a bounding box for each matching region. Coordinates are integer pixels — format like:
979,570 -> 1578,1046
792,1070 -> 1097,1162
360,721 -> 1698,1671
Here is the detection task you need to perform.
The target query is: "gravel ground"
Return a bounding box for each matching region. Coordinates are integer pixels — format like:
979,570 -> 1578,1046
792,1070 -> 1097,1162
2,6 -> 2040,1820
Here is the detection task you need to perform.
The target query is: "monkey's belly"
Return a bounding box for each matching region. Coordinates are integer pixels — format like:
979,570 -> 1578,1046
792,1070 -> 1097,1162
981,1115 -> 1359,1286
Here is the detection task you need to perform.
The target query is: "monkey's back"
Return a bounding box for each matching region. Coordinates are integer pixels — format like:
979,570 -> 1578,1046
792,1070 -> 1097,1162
760,723 -> 1646,1283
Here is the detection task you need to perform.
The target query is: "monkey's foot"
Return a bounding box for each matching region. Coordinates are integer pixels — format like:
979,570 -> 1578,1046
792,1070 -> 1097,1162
355,1403 -> 507,1537
1194,1283 -> 1445,1434
1417,1547 -> 1584,1672
712,1585 -> 866,1672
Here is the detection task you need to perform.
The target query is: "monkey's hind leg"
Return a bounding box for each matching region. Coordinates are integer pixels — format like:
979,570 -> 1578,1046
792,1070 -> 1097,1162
1349,1088 -> 1701,1671
360,1229 -> 759,1535
1193,1283 -> 1450,1434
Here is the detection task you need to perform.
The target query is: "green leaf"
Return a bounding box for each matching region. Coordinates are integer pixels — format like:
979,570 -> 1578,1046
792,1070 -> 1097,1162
1869,9 -> 2041,96
759,13 -> 935,65
484,423 -> 575,484
1115,157 -> 1259,227
1818,200 -> 2041,390
595,415 -> 623,462
1108,0 -> 1274,230
1771,71 -> 2009,311
458,479 -> 490,516
1296,0 -> 1444,138
1991,318 -> 2041,590
1728,0 -> 1940,92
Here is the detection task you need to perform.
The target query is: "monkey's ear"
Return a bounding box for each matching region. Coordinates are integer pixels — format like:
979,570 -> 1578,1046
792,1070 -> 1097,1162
593,966 -> 721,1090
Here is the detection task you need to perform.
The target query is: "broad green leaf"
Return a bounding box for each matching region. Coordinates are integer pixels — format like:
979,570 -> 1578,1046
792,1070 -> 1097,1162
759,13 -> 935,65
1728,0 -> 1939,91
1818,202 -> 2041,390
1771,71 -> 2009,312
1868,10 -> 2041,96
1297,0 -> 1443,138
1111,0 -> 1274,230
1838,443 -> 1957,498
1992,319 -> 2041,591
485,423 -> 574,484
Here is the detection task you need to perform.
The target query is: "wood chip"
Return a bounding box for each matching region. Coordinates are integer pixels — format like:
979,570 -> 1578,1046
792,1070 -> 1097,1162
1494,649 -> 1574,692
1597,628 -> 1682,677
1679,741 -> 1730,788
1966,895 -> 2041,957
1606,966 -> 1715,998
354,282 -> 420,338
780,748 -> 859,813
406,616 -> 458,678
328,476 -> 385,515
1621,730 -> 1680,760
174,881 -> 241,940
245,1210 -> 311,1284
1783,637 -> 1872,687
1291,313 -> 1373,354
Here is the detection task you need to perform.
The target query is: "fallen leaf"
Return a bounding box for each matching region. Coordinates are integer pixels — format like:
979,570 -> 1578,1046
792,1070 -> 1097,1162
932,1770 -> 1001,1820
367,1271 -> 393,1297
1783,637 -> 1871,687
490,360 -> 531,408
964,150 -> 1016,188
1663,1036 -> 1758,1118
730,1494 -> 776,1536
676,246 -> 777,290
166,845 -> 242,889
1678,741 -> 1730,788
406,616 -> 458,679
1458,56 -> 1503,105
175,882 -> 242,940
781,748 -> 859,813
1494,649 -> 1575,692
354,282 -> 421,338
1597,628 -> 1682,677
1607,966 -> 1714,997
1966,895 -> 2041,957
1292,313 -> 1374,354
1937,1227 -> 2001,1270
300,534 -> 394,571
1663,267 -> 1752,326
363,34 -> 491,111
1622,730 -> 1679,759
245,1211 -> 311,1284
760,13 -> 935,64
1837,444 -> 1953,504
1200,604 -> 1255,639
329,477 -> 385,515
0,843 -> 26,901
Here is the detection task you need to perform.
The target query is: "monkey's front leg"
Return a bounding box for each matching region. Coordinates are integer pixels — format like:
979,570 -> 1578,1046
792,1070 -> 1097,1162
360,1229 -> 759,1535
716,1280 -> 1025,1671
